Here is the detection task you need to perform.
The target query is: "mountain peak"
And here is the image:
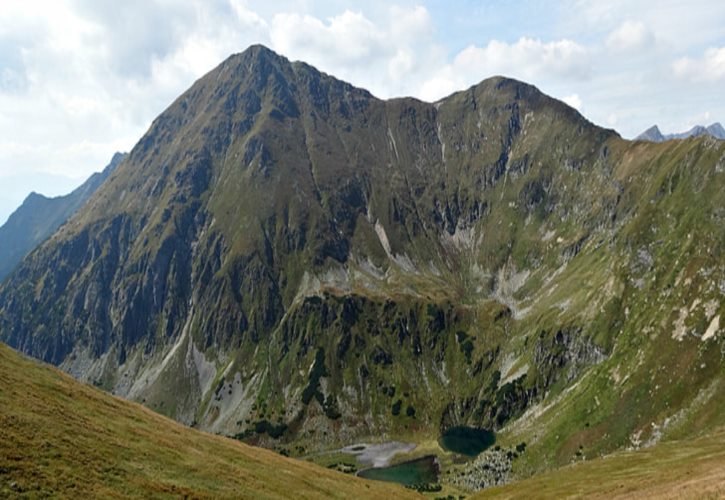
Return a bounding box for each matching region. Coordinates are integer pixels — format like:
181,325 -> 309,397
0,152 -> 125,281
686,124 -> 708,137
636,122 -> 724,142
223,44 -> 291,73
1,46 -> 724,486
706,122 -> 725,139
635,125 -> 664,142
25,191 -> 46,201
240,43 -> 281,59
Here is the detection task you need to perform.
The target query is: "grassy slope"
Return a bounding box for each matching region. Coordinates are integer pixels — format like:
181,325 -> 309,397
2,343 -> 723,500
0,343 -> 416,499
478,426 -> 725,499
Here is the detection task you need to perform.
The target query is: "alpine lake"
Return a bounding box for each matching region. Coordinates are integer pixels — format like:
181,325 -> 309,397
439,426 -> 496,456
351,427 -> 496,489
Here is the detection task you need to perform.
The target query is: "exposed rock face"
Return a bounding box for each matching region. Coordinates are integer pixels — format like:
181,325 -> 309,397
0,46 -> 723,464
0,152 -> 126,282
635,125 -> 665,142
446,448 -> 514,491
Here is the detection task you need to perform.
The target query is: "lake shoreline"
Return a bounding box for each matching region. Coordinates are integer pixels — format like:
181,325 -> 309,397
338,441 -> 417,468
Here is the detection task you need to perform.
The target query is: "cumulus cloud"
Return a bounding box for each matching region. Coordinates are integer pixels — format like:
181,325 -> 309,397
605,21 -> 654,51
0,0 -> 268,177
271,11 -> 383,68
458,38 -> 590,80
419,37 -> 590,101
269,5 -> 437,98
673,46 -> 725,82
562,93 -> 583,110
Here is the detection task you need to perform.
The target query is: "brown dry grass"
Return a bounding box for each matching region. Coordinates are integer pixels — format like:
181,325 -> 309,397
0,343 -> 418,498
478,426 -> 725,499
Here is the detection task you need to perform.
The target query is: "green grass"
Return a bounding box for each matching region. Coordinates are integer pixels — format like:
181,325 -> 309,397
0,342 -> 417,499
1,46 -> 723,490
478,426 -> 725,499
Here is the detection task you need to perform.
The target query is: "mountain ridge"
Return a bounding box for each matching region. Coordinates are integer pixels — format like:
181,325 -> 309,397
0,152 -> 126,282
0,44 -> 722,490
636,122 -> 725,142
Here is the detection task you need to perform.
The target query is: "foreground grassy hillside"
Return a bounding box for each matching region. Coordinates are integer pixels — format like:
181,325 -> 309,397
478,426 -> 725,499
0,343 -> 415,499
2,340 -> 723,499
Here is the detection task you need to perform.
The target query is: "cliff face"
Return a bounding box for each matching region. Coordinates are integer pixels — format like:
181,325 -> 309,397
1,45 -> 723,464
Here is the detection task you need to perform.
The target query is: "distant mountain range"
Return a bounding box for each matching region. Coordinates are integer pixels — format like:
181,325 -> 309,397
636,122 -> 725,142
0,152 -> 126,282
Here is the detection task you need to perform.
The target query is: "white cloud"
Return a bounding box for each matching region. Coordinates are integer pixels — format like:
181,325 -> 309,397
562,93 -> 583,110
390,5 -> 431,40
606,21 -> 654,51
673,46 -> 725,82
458,38 -> 590,80
419,76 -> 458,103
0,0 -> 269,179
271,11 -> 383,67
419,37 -> 590,101
269,6 -> 437,98
1,0 -> 725,223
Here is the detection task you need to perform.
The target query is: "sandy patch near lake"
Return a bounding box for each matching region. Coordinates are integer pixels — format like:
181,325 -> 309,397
340,442 -> 416,467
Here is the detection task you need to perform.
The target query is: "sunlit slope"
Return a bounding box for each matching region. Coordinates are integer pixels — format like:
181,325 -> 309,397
0,342 -> 416,499
478,426 -> 725,499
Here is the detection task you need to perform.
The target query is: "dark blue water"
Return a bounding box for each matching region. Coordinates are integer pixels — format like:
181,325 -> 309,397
439,426 -> 495,456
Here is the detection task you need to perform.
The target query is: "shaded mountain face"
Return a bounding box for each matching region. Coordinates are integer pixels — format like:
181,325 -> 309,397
707,122 -> 725,139
636,122 -> 725,142
0,46 -> 723,465
0,152 -> 126,282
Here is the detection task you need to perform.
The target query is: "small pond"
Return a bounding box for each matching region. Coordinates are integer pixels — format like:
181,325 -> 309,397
357,455 -> 439,486
439,426 -> 495,457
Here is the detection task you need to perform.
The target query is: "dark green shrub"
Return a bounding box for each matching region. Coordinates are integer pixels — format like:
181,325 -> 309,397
391,399 -> 402,416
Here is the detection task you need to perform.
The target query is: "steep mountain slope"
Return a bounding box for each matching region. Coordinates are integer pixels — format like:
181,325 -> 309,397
0,152 -> 126,282
0,45 -> 723,482
636,122 -> 725,142
0,342 -> 413,498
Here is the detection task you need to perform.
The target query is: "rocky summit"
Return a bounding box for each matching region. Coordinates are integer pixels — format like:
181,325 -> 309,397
0,45 -> 723,482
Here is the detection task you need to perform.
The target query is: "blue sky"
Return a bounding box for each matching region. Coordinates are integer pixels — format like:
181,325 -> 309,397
0,0 -> 724,224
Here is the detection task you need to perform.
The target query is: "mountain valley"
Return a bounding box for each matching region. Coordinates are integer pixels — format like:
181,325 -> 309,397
0,45 -> 723,494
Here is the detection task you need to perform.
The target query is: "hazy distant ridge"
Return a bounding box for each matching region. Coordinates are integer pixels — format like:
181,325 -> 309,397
0,152 -> 126,282
636,122 -> 725,142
